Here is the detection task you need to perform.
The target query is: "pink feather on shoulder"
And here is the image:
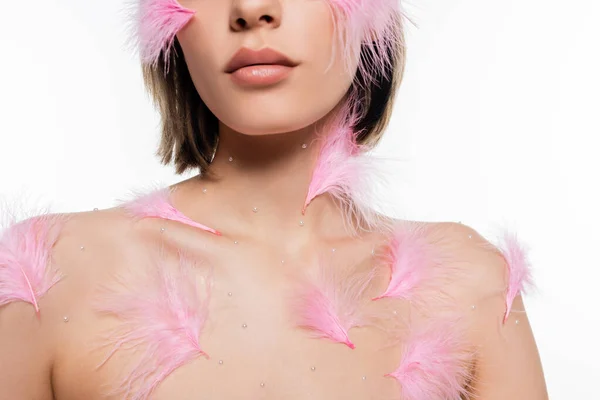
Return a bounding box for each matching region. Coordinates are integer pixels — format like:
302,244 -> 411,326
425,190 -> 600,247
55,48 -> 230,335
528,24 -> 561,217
93,250 -> 211,400
120,186 -> 221,236
373,222 -> 443,305
385,316 -> 474,400
291,257 -> 375,349
127,0 -> 196,70
0,213 -> 66,315
495,231 -> 534,323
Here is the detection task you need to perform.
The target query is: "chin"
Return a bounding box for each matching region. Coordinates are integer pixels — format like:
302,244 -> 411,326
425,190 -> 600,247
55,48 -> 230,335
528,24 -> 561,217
219,105 -> 330,136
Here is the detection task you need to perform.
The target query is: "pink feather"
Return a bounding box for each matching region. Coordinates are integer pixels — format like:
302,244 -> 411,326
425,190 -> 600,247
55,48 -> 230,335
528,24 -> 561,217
496,231 -> 534,323
127,0 -> 196,71
120,186 -> 221,236
373,222 -> 442,305
385,317 -> 474,400
93,250 -> 211,399
326,0 -> 406,86
0,213 -> 66,315
292,257 -> 375,349
303,100 -> 389,233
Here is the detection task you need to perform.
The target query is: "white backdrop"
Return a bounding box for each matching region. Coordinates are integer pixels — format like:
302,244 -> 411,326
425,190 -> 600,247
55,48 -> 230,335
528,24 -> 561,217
1,1 -> 598,397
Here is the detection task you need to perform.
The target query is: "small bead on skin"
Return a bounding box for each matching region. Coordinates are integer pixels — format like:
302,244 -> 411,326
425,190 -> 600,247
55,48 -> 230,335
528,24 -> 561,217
218,360 -> 223,365
63,316 -> 69,322
515,319 -> 520,325
234,240 -> 239,245
471,305 -> 476,310
228,292 -> 232,297
202,188 -> 207,194
160,227 -> 165,233
242,323 -> 247,329
362,376 -> 367,381
252,207 -> 258,213
299,220 -> 304,227
311,366 -> 316,371
260,382 -> 265,388
79,246 -> 85,251
302,143 -> 307,149
228,157 -> 233,162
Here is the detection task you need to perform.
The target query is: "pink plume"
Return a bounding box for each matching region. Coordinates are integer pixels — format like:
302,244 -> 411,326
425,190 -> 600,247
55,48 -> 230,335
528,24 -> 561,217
373,222 -> 441,304
326,0 -> 406,86
127,0 -> 196,71
292,258 -> 375,349
93,250 -> 211,400
385,317 -> 474,400
0,214 -> 66,315
303,101 -> 389,233
496,231 -> 534,323
120,186 -> 221,236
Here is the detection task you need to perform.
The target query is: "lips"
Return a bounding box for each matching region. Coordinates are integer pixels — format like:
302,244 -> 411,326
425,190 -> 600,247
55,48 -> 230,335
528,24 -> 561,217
224,47 -> 298,73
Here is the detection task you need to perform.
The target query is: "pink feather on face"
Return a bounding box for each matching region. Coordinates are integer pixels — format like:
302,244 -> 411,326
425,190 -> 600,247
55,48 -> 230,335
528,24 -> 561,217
120,186 -> 221,236
385,317 -> 474,400
326,0 -> 405,86
130,0 -> 196,70
93,250 -> 211,400
373,222 -> 441,304
292,257 -> 375,349
496,231 -> 534,323
0,214 -> 66,315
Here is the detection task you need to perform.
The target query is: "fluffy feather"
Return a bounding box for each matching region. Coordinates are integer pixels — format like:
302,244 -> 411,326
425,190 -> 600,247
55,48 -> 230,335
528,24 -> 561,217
496,231 -> 534,323
303,100 -> 391,234
93,250 -> 211,400
126,0 -> 196,71
120,186 -> 221,236
373,222 -> 443,305
0,213 -> 66,314
326,0 -> 406,87
292,257 -> 375,349
385,317 -> 474,400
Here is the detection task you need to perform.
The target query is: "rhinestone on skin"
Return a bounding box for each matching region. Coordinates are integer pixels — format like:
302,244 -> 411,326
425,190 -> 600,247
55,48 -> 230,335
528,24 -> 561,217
63,316 -> 69,322
160,227 -> 165,233
228,292 -> 233,297
228,157 -> 234,162
311,366 -> 316,371
253,207 -> 258,213
302,143 -> 307,149
202,188 -> 207,194
362,376 -> 367,381
471,305 -> 476,310
79,246 -> 85,251
242,323 -> 247,329
218,360 -> 224,365
260,382 -> 265,388
299,220 -> 304,227
515,319 -> 520,325
234,240 -> 239,245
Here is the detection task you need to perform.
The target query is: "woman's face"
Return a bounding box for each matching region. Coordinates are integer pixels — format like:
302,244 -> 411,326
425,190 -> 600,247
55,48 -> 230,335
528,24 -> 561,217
176,0 -> 358,136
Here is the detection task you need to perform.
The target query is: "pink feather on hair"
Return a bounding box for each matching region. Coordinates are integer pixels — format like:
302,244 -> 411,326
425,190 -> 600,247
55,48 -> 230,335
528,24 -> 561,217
373,222 -> 441,305
120,187 -> 221,236
496,231 -> 534,323
385,317 -> 474,400
0,213 -> 66,315
93,250 -> 211,400
292,257 -> 375,349
128,0 -> 196,71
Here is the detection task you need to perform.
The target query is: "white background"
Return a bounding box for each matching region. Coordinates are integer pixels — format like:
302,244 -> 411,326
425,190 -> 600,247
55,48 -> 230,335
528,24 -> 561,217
1,1 -> 598,397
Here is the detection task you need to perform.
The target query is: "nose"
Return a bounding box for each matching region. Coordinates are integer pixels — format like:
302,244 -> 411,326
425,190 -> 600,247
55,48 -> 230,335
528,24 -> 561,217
229,0 -> 282,31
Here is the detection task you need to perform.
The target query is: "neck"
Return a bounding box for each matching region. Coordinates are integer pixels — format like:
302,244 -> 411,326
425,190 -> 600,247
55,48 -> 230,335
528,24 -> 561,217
180,121 -> 351,246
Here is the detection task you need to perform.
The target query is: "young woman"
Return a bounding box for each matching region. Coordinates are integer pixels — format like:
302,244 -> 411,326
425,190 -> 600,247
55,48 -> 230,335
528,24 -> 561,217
0,0 -> 547,399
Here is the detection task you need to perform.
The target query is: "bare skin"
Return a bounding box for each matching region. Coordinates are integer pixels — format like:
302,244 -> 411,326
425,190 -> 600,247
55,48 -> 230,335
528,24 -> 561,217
0,126 -> 547,399
0,0 -> 548,398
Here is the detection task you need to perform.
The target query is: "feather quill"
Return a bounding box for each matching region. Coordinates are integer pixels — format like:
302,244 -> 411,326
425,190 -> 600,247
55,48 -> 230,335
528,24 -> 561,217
495,231 -> 534,323
93,250 -> 211,400
292,257 -> 375,349
0,213 -> 66,314
125,0 -> 196,71
120,186 -> 221,236
385,317 -> 474,400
